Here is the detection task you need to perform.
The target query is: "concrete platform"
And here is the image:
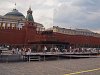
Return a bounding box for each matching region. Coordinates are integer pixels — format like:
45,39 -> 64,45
0,55 -> 22,62
23,52 -> 100,61
0,52 -> 100,62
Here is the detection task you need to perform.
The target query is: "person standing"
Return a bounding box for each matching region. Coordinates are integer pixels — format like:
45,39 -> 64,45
43,46 -> 47,54
12,48 -> 15,54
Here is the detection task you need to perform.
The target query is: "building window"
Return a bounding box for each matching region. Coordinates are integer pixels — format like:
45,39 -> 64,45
21,24 -> 23,25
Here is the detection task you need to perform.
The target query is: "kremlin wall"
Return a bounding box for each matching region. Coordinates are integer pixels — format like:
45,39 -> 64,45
0,7 -> 100,51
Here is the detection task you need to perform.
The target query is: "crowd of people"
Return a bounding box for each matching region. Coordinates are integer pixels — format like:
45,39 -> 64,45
11,47 -> 32,55
43,46 -> 100,54
0,44 -> 100,55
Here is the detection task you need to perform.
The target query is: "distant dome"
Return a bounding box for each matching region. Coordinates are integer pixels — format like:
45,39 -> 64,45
4,9 -> 25,18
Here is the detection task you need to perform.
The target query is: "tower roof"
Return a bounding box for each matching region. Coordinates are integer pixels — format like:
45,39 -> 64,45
26,7 -> 34,22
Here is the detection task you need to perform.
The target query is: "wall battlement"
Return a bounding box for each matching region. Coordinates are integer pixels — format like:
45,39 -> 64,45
0,26 -> 23,31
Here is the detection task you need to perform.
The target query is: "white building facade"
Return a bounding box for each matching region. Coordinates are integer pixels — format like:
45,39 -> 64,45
47,26 -> 100,37
0,8 -> 45,31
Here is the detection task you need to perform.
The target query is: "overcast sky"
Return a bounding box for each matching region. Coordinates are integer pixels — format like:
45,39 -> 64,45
0,0 -> 100,33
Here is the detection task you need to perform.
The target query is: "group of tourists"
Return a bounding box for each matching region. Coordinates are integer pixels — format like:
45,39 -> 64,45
67,47 -> 100,53
43,46 -> 100,54
0,44 -> 100,55
43,46 -> 61,54
12,47 -> 32,55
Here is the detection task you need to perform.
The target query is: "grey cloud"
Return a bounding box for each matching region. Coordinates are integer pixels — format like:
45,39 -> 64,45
72,0 -> 100,12
53,0 -> 100,32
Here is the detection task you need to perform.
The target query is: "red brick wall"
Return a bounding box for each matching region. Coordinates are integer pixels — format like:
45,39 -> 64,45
0,27 -> 26,45
52,32 -> 100,47
0,25 -> 100,48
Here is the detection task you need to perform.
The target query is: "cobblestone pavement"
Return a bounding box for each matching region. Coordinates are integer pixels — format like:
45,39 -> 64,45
0,58 -> 100,75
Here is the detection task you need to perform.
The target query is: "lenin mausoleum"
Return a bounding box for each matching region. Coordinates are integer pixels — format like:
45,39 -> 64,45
0,7 -> 100,51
